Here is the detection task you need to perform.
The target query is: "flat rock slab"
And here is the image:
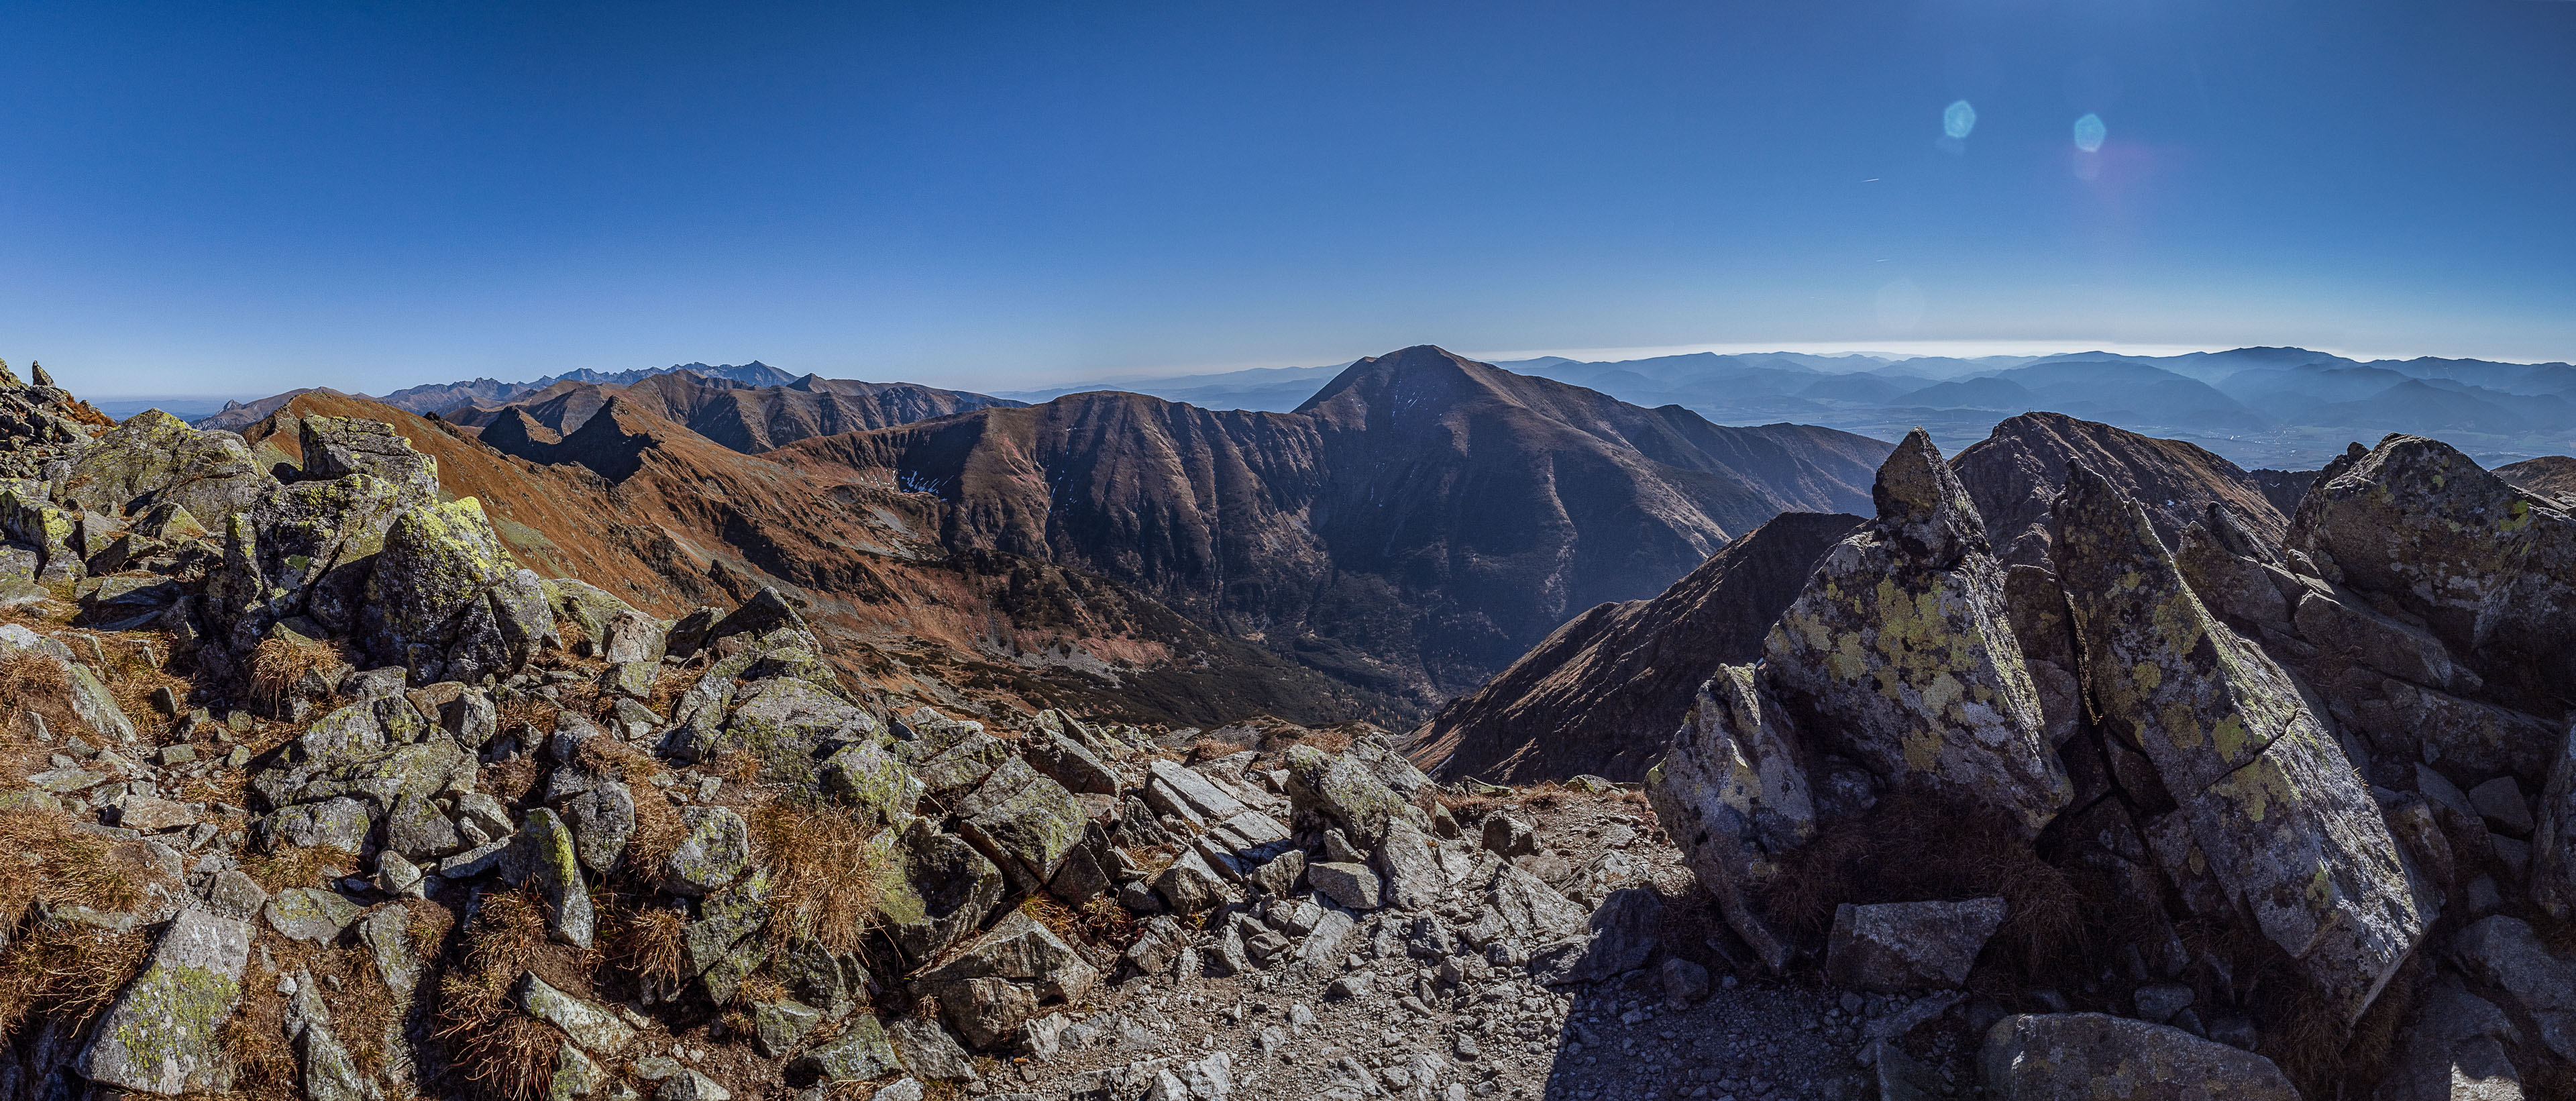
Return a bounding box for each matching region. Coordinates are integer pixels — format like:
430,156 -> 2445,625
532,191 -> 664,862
77,908 -> 253,1094
1980,1012 -> 2296,1100
1826,898 -> 2006,992
266,887 -> 366,944
521,973 -> 637,1053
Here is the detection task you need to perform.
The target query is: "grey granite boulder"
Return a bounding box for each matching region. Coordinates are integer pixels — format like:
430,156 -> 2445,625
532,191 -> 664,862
1824,898 -> 2006,992
76,908 -> 253,1095
1646,664 -> 1816,974
1980,1013 -> 2296,1100
1761,430 -> 2070,838
664,806 -> 751,896
2053,464 -> 2430,1025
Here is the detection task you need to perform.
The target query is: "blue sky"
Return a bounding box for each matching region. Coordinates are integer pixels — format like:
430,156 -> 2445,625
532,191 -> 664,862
3,1 -> 2571,399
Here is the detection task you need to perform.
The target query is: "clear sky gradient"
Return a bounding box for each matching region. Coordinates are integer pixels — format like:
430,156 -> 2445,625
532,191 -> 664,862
3,1 -> 2571,398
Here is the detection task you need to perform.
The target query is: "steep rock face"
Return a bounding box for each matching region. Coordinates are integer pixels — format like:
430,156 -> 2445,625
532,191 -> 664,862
1408,511 -> 1861,783
1950,411 -> 2289,568
2051,464 -> 2428,1024
2292,435 -> 2576,714
1762,430 -> 2069,837
802,346 -> 1890,702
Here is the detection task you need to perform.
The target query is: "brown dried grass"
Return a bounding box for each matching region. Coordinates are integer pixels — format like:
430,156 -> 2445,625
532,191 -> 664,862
436,887 -> 600,1101
89,629 -> 191,739
0,921 -> 151,1035
749,798 -> 892,955
609,904 -> 687,987
244,843 -> 357,892
250,635 -> 343,713
0,807 -> 146,931
0,651 -> 78,740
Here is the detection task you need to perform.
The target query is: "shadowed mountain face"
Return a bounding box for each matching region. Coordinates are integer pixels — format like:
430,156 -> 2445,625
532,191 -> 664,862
1415,411 -> 2300,783
451,369 -> 1024,454
792,346 -> 1892,704
1405,510 -> 1863,783
1951,411 -> 2290,567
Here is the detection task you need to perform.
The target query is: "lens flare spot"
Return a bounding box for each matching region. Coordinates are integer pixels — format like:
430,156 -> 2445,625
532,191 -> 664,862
1943,101 -> 1977,140
2074,113 -> 2107,152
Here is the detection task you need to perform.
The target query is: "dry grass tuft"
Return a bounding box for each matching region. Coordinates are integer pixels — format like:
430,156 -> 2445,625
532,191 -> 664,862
0,808 -> 146,931
610,904 -> 687,987
0,922 -> 151,1035
0,651 -> 79,740
89,630 -> 191,739
749,798 -> 892,954
220,997 -> 301,1101
716,749 -> 765,788
1183,738 -> 1237,764
244,843 -> 358,892
436,886 -> 600,1101
250,635 -> 344,713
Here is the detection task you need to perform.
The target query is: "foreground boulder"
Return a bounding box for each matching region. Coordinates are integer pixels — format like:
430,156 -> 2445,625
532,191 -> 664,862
2292,435 -> 2576,712
77,908 -> 254,1095
1980,1013 -> 2298,1100
1761,429 -> 2070,837
359,496 -> 557,683
2052,464 -> 2430,1024
1644,666 -> 1814,972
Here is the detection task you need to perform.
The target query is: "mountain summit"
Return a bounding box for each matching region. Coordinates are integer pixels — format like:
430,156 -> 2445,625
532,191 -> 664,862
797,345 -> 1891,704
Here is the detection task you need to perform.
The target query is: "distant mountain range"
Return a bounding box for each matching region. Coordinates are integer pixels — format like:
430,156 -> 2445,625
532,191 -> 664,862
190,362 -> 799,431
991,345 -> 2576,468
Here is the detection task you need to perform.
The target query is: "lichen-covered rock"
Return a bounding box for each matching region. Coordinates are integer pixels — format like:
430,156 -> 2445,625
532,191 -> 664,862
821,740 -> 922,824
519,973 -> 636,1053
75,908 -> 252,1095
701,677 -> 874,786
1761,430 -> 2070,838
2292,435 -> 2576,711
559,780 -> 637,875
1646,664 -> 1815,973
207,473 -> 417,649
1284,745 -> 1419,846
299,415 -> 439,501
888,1016 -> 980,1082
249,696 -> 473,820
360,497 -> 552,682
522,808 -> 595,948
790,1014 -> 899,1084
664,806 -> 751,896
2052,464 -> 2430,1024
913,911 -> 1097,1048
1307,861 -> 1383,910
1980,1013 -> 2296,1100
752,999 -> 823,1057
1144,757 -> 1250,829
265,887 -> 364,944
60,410 -> 271,523
872,817 -> 1006,965
1825,898 -> 2005,992
953,757 -> 1089,894
684,871 -> 775,1004
1021,729 -> 1119,796
545,577 -> 668,664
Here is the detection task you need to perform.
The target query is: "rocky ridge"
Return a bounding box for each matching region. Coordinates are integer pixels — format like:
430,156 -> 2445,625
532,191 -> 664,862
11,350 -> 2576,1101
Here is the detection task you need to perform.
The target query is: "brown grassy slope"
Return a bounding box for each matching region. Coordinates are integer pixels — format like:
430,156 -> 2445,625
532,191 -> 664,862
2498,455 -> 2576,504
1950,411 -> 2291,567
237,391 -> 1401,727
1404,511 -> 1862,784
